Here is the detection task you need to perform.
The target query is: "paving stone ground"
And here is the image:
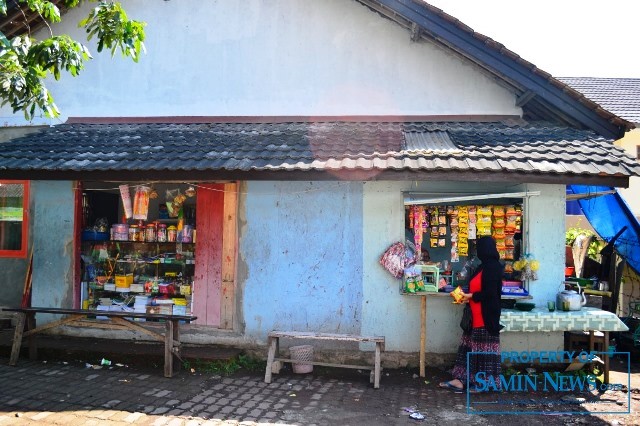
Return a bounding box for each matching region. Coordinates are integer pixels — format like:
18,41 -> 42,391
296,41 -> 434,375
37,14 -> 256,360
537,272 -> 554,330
0,355 -> 639,425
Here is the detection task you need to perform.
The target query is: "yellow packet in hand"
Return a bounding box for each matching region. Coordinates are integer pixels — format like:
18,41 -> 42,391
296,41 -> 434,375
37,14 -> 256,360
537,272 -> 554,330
450,285 -> 465,304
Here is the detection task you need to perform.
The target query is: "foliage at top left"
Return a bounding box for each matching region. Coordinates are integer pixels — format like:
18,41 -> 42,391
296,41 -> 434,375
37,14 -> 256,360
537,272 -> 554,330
0,0 -> 146,120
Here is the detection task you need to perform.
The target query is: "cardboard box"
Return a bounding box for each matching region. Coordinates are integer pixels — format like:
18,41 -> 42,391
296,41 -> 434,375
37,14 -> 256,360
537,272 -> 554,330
115,274 -> 134,287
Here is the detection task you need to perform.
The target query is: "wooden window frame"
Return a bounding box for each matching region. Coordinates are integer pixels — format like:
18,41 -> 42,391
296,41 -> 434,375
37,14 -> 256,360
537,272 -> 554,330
0,180 -> 29,258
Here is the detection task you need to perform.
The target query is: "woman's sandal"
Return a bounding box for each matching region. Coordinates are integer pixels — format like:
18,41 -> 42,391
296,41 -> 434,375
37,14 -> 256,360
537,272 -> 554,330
438,381 -> 464,393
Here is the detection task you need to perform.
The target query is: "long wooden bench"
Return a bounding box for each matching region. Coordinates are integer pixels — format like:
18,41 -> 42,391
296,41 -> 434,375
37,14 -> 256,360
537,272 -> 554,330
2,307 -> 196,378
264,331 -> 385,389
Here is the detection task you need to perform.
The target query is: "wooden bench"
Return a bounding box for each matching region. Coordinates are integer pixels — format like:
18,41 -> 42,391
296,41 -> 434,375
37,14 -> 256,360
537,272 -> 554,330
2,307 -> 196,378
264,331 -> 385,389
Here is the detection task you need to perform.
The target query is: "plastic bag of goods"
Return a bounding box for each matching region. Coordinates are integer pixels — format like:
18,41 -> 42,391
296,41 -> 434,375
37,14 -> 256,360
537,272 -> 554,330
133,186 -> 151,220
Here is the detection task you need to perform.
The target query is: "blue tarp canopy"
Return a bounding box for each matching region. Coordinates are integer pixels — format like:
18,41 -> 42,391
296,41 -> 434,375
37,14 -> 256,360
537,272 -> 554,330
567,185 -> 640,274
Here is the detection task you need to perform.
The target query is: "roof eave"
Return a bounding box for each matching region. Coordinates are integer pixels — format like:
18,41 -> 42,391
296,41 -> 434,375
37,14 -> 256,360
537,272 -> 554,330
0,168 -> 630,187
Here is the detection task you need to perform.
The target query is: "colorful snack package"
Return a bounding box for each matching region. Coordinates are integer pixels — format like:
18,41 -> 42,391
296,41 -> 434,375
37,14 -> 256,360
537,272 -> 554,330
450,285 -> 465,304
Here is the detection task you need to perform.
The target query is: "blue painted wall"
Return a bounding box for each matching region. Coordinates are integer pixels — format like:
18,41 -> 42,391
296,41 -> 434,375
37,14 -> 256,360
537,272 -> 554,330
240,181 -> 364,340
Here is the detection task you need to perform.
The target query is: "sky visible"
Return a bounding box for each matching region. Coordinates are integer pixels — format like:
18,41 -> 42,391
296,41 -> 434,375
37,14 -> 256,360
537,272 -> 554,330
425,0 -> 640,78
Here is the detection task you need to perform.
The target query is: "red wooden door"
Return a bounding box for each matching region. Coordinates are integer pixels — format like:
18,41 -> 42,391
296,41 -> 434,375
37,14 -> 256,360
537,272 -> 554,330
193,183 -> 225,326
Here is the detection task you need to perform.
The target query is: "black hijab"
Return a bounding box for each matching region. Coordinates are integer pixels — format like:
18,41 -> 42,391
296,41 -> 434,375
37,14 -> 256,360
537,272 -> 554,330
470,236 -> 504,335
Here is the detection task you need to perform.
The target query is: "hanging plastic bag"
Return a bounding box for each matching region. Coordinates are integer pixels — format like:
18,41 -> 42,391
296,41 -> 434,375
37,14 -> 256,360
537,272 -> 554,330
119,184 -> 133,219
132,186 -> 151,220
379,242 -> 416,279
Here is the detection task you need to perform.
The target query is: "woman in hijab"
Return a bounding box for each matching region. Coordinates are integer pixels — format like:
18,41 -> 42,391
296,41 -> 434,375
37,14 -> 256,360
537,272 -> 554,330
439,236 -> 503,393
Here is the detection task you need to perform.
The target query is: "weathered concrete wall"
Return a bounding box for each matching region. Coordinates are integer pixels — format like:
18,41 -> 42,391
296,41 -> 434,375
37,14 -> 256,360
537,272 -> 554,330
361,181 -> 567,354
30,181 -> 76,323
239,181 -> 364,343
38,179 -> 568,367
0,0 -> 520,125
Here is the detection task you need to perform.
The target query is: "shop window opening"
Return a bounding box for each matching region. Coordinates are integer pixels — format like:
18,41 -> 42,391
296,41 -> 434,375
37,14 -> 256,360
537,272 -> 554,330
0,180 -> 29,258
78,181 -> 237,328
79,182 -> 198,319
403,195 -> 529,299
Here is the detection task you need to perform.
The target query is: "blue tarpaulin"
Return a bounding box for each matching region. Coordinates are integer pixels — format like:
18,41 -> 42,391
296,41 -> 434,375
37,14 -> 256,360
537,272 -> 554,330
567,185 -> 640,274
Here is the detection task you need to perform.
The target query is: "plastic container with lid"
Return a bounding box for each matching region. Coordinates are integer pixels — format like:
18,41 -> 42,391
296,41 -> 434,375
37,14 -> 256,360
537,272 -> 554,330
157,224 -> 168,242
167,225 -> 178,242
145,223 -> 156,242
128,225 -> 141,241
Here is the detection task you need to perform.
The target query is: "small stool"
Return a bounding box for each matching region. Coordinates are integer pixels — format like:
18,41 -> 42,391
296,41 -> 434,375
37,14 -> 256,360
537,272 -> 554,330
565,331 -> 605,352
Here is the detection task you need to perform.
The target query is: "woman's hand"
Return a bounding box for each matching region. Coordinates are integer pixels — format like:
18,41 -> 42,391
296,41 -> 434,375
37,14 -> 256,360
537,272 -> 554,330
462,293 -> 473,303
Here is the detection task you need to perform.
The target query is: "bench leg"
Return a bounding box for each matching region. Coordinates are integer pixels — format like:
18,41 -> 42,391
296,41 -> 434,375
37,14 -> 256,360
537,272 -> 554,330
374,342 -> 381,389
9,312 -> 26,366
265,336 -> 279,384
27,313 -> 37,361
164,320 -> 174,378
172,320 -> 181,374
603,331 -> 610,384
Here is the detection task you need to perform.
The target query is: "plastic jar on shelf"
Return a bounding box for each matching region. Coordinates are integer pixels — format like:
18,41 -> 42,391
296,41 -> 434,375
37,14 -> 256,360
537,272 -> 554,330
167,225 -> 178,242
157,224 -> 168,242
145,223 -> 156,242
128,225 -> 141,241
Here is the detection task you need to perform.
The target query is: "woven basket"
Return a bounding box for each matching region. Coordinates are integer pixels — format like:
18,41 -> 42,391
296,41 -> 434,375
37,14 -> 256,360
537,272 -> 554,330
290,345 -> 314,374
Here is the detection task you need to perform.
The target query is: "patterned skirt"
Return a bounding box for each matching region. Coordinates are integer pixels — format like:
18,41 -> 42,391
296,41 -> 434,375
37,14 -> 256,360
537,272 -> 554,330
451,327 -> 501,389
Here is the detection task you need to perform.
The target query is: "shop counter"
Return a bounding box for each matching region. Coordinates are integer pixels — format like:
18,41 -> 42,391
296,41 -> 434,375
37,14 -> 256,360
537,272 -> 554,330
2,306 -> 196,378
501,307 -> 626,384
500,307 -> 628,333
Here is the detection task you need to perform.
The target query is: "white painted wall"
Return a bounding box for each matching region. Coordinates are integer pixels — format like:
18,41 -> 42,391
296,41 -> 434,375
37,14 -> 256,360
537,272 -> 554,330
0,0 -> 520,125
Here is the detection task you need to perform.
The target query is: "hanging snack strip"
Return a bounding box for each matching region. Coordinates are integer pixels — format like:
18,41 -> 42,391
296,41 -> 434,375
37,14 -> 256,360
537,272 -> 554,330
468,206 -> 477,240
438,210 -> 447,247
449,206 -> 459,262
492,206 -> 507,260
412,206 -> 427,250
429,207 -> 439,248
457,206 -> 469,257
504,205 -> 519,261
476,206 -> 492,237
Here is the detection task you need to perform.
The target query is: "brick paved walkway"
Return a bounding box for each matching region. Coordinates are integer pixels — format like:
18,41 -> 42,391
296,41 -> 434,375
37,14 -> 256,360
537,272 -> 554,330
0,355 -> 637,425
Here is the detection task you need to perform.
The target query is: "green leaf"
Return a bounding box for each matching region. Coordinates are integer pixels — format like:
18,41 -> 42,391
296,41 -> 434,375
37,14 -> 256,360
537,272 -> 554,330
0,1 -> 145,120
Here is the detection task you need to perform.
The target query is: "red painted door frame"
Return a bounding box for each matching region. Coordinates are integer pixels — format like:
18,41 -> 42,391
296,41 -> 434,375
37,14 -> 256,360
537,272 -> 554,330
194,183 -> 225,326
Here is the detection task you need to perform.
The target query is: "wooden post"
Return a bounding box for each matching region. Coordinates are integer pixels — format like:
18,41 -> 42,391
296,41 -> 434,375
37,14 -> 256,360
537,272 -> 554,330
374,342 -> 381,389
26,312 -> 37,360
604,331 -> 610,384
220,183 -> 237,329
9,312 -> 26,366
164,320 -> 174,378
420,295 -> 426,377
172,320 -> 181,373
265,336 -> 278,384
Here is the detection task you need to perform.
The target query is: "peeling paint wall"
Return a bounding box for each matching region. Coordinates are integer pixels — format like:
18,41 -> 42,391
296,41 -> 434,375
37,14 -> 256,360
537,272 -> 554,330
361,181 -> 566,353
240,181 -> 364,342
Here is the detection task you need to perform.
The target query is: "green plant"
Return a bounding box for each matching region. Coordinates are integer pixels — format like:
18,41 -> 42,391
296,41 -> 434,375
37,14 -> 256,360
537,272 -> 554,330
565,227 -> 605,261
1,1 -> 146,119
182,354 -> 266,375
